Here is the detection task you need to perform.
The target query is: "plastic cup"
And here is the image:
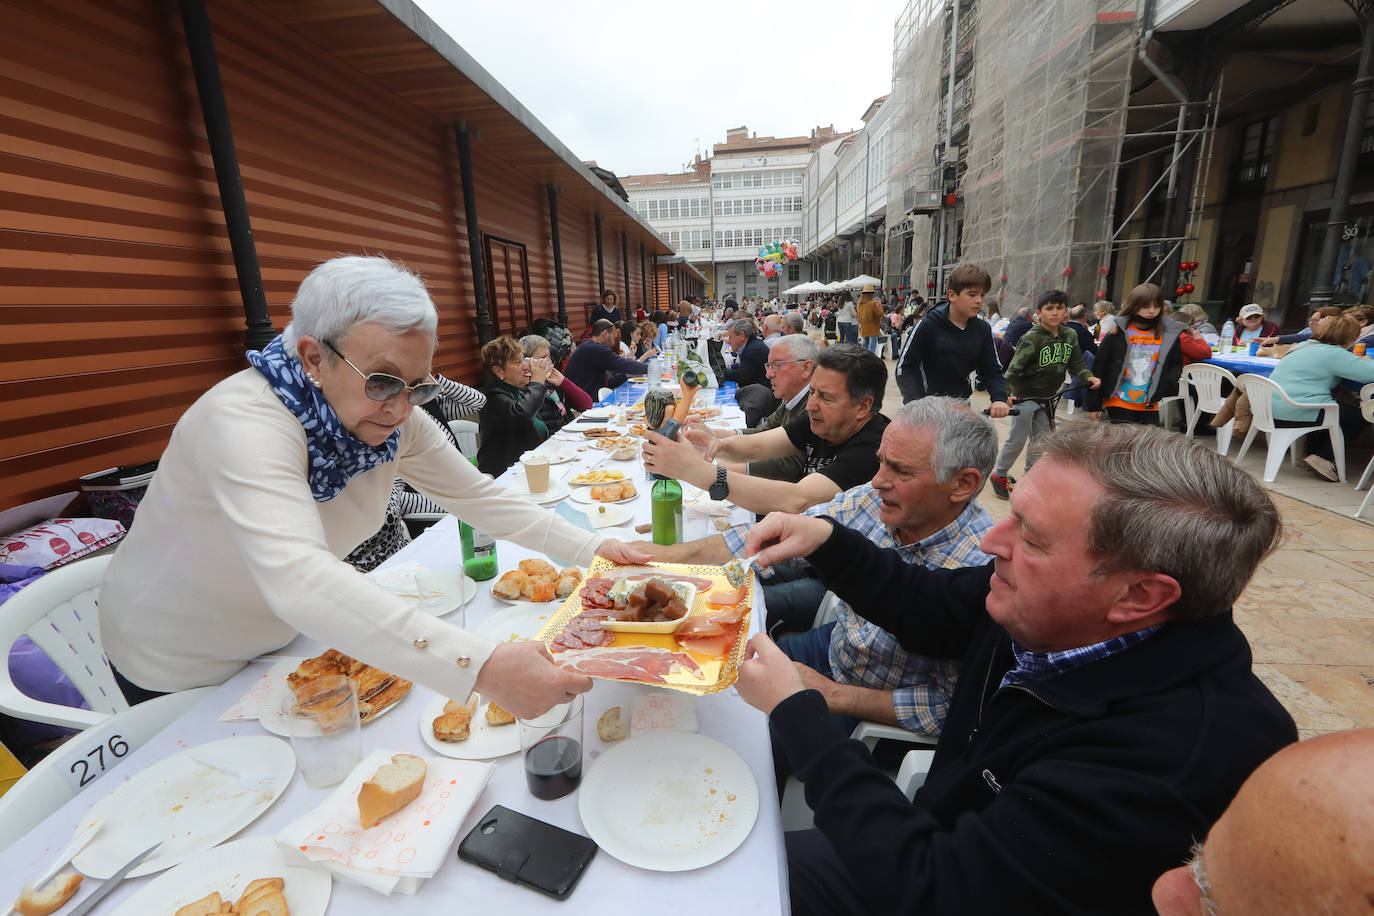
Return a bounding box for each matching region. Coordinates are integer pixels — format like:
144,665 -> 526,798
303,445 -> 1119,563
1248,340 -> 1260,356
523,455 -> 551,493
281,675 -> 361,788
519,695 -> 584,800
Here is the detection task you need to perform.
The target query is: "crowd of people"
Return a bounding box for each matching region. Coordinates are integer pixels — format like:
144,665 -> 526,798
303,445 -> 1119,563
34,253 -> 1370,913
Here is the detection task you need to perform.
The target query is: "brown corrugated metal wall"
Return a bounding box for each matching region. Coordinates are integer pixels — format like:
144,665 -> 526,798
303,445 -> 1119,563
0,0 -> 667,508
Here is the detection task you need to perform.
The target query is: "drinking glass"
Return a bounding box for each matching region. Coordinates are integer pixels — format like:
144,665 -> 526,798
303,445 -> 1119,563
281,675 -> 361,788
518,695 -> 584,800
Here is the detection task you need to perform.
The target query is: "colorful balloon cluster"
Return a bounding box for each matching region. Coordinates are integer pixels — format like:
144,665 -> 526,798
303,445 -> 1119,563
755,239 -> 799,278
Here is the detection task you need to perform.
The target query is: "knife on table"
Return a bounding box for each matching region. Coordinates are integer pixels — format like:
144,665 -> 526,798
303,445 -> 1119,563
66,843 -> 161,915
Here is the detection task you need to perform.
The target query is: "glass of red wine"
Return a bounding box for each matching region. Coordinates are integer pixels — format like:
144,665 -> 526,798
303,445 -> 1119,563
518,695 -> 584,800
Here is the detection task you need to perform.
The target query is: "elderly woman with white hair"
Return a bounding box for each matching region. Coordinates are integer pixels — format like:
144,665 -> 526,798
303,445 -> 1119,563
99,256 -> 648,717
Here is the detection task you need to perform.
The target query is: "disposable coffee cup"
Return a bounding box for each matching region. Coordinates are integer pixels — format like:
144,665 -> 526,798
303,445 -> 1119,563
523,455 -> 551,493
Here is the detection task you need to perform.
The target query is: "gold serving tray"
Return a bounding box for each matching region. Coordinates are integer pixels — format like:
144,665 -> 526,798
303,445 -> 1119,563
535,559 -> 754,695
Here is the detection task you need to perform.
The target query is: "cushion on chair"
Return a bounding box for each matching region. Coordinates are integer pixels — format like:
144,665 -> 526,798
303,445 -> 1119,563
0,518 -> 125,570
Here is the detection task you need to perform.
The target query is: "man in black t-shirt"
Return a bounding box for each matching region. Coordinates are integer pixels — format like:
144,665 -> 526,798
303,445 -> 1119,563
642,344 -> 887,516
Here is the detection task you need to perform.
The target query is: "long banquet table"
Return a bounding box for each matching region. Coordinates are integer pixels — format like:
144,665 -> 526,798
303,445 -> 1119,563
0,386 -> 789,914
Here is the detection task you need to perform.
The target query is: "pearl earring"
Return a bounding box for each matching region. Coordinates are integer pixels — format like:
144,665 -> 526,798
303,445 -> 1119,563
306,373 -> 322,389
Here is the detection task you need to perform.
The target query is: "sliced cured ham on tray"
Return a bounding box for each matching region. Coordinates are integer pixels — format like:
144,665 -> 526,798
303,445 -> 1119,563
535,561 -> 753,695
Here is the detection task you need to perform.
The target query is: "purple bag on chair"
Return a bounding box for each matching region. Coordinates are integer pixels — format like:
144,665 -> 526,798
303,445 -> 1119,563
2,564 -> 89,743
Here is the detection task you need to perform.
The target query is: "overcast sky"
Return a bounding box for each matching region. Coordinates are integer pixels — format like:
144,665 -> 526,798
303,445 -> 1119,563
412,0 -> 902,177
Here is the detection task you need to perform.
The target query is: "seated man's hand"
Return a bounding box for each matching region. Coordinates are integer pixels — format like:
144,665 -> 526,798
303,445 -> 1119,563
596,538 -> 655,566
744,512 -> 833,567
474,641 -> 592,720
793,662 -> 838,707
642,429 -> 710,482
736,634 -> 806,714
988,401 -> 1010,419
1087,375 -> 1101,389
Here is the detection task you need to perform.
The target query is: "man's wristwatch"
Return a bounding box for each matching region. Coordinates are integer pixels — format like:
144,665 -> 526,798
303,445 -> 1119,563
708,464 -> 730,501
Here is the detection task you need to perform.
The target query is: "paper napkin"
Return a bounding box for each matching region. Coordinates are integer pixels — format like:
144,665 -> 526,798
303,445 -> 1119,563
276,749 -> 493,895
219,657 -> 296,722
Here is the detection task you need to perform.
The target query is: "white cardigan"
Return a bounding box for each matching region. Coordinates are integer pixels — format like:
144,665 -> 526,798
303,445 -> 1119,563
99,369 -> 602,697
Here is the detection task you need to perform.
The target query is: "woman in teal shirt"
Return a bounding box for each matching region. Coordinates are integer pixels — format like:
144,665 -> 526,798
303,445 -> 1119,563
1269,315 -> 1374,475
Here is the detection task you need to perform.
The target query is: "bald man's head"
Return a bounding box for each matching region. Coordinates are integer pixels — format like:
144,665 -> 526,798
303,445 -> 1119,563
1152,728 -> 1374,915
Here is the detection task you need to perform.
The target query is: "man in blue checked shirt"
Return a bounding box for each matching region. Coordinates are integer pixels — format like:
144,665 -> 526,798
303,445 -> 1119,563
630,397 -> 997,740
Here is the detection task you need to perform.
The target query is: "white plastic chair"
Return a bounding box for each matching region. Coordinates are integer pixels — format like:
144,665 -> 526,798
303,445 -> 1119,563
447,419 -> 479,458
1233,374 -> 1345,483
780,720 -> 939,830
0,686 -> 213,848
0,556 -> 126,730
1156,392 -> 1188,430
1354,382 -> 1374,519
596,387 -> 614,405
1182,363 -> 1238,455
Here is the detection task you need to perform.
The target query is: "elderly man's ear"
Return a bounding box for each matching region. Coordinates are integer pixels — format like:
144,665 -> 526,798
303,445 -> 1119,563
951,468 -> 986,503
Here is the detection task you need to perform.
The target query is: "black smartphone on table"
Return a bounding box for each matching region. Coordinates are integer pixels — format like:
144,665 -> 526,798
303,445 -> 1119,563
457,804 -> 598,900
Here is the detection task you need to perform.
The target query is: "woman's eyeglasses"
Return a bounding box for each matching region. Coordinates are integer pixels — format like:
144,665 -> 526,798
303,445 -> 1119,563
324,340 -> 440,405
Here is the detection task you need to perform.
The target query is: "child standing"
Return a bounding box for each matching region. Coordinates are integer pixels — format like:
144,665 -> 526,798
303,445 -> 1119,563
990,290 -> 1099,498
1087,282 -> 1187,426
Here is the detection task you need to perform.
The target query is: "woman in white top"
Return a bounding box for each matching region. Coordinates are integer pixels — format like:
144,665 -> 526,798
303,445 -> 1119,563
835,293 -> 859,345
99,256 -> 648,717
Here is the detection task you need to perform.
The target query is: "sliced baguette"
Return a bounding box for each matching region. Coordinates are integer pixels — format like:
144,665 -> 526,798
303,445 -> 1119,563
242,889 -> 290,916
357,753 -> 427,828
234,877 -> 285,913
14,873 -> 84,916
170,890 -> 221,916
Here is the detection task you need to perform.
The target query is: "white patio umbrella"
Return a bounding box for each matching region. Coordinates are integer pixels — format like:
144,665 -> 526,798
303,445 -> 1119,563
825,280 -> 848,291
781,283 -> 811,295
841,274 -> 884,290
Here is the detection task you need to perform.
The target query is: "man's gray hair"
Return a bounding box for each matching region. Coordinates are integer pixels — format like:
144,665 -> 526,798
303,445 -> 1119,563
773,333 -> 818,363
1038,425 -> 1283,621
730,318 -> 758,339
783,313 -> 804,333
892,397 -> 996,485
283,255 -> 437,357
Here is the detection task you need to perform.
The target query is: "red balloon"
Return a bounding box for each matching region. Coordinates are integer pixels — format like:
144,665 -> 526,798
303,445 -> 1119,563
1096,289 -> 1107,298
1176,287 -> 1186,297
1098,265 -> 1110,275
1061,267 -> 1073,277
1183,283 -> 1195,294
926,281 -> 936,288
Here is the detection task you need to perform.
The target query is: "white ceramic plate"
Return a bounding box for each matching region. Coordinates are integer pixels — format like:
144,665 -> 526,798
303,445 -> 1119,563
417,693 -> 521,760
368,561 -> 477,617
473,603 -> 556,642
578,733 -> 759,871
257,658 -> 407,737
568,486 -> 639,505
526,446 -> 577,464
109,836 -> 331,916
568,470 -> 629,487
584,504 -> 635,529
72,737 -> 295,879
509,480 -> 571,503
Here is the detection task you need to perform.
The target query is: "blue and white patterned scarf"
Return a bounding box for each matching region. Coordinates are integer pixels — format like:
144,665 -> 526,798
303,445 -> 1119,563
247,335 -> 399,502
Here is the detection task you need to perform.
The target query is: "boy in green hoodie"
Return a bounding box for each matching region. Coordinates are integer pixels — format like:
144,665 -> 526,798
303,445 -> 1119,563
989,290 -> 1100,498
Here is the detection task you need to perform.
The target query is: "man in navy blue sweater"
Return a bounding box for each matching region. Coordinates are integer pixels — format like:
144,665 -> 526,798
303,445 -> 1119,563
737,424 -> 1296,914
563,319 -> 650,398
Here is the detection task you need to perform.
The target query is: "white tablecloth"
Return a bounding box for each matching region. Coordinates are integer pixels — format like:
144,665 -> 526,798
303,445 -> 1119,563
0,422 -> 788,914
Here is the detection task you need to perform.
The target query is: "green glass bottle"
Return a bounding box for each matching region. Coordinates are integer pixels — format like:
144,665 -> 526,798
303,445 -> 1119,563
651,478 -> 683,545
458,456 -> 498,580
